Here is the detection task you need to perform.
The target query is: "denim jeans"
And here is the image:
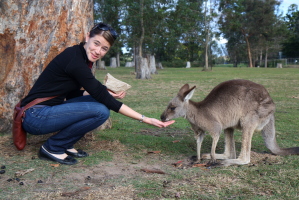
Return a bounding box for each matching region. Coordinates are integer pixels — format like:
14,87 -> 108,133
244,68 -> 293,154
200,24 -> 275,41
22,95 -> 110,154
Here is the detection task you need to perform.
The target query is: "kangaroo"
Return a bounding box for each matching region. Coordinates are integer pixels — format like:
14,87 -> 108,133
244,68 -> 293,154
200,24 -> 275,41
160,79 -> 299,166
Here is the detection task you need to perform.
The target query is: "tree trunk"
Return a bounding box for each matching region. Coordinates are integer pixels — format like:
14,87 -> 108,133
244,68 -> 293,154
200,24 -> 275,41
244,35 -> 253,68
0,0 -> 94,133
135,0 -> 151,79
203,0 -> 210,71
110,57 -> 117,68
136,56 -> 150,79
233,55 -> 238,68
134,44 -> 138,72
259,50 -> 263,67
149,54 -> 157,74
116,52 -> 120,67
264,47 -> 268,68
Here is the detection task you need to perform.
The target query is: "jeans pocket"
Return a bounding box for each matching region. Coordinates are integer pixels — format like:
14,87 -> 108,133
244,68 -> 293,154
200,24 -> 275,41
23,108 -> 46,135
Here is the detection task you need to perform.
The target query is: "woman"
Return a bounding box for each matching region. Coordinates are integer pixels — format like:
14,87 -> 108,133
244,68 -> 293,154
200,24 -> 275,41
21,22 -> 175,165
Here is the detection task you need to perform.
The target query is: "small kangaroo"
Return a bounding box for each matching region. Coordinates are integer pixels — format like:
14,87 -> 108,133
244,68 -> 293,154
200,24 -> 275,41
160,79 -> 299,166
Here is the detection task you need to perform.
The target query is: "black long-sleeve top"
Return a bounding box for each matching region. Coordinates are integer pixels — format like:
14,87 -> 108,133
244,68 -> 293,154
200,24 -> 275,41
21,43 -> 123,113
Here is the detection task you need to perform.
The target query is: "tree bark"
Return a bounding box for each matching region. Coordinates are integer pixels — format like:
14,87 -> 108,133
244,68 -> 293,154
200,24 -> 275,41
116,52 -> 120,67
264,47 -> 268,68
259,50 -> 263,67
244,35 -> 253,68
135,0 -> 151,79
203,0 -> 210,71
110,57 -> 117,68
148,54 -> 157,74
0,0 -> 94,133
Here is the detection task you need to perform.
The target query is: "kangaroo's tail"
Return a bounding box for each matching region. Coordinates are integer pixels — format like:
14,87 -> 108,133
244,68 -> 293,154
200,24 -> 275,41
262,115 -> 299,155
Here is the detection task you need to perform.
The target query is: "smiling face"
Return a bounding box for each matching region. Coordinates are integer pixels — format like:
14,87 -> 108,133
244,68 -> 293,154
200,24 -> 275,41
84,33 -> 111,62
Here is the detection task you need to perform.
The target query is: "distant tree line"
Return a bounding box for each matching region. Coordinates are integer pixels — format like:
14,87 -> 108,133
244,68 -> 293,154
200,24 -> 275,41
94,0 -> 299,68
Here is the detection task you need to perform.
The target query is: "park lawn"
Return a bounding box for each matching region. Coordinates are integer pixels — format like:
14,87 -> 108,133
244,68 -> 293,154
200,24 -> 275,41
0,66 -> 298,199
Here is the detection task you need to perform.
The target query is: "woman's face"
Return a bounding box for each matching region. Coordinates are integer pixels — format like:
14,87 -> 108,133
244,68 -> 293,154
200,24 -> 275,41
84,33 -> 111,62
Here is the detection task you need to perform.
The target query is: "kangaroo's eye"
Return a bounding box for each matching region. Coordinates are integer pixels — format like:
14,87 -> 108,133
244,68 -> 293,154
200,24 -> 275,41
170,107 -> 176,111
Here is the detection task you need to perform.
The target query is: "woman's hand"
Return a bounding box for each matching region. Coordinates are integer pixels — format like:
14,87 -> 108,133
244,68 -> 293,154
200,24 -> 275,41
108,90 -> 126,99
143,117 -> 175,128
118,104 -> 175,128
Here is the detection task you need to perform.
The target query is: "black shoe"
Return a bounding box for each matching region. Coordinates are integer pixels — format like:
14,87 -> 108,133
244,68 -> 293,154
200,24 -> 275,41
38,146 -> 78,165
65,149 -> 89,158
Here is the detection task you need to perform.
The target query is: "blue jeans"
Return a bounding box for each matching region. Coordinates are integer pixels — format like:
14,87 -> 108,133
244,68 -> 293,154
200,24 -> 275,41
23,95 -> 110,154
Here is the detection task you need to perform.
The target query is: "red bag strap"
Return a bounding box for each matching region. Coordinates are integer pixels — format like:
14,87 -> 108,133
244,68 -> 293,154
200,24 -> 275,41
22,96 -> 58,111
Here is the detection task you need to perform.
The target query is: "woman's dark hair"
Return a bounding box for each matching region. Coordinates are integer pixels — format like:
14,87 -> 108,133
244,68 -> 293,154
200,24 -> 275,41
89,23 -> 118,46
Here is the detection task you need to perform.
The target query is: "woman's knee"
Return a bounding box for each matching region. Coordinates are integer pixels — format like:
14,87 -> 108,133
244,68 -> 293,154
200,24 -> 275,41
95,104 -> 110,121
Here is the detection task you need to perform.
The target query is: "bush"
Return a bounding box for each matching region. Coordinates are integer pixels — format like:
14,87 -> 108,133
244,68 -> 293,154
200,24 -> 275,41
161,60 -> 187,68
161,60 -> 205,68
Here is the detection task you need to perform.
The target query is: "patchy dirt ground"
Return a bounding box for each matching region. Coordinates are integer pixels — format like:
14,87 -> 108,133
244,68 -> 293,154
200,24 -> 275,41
0,130 -> 283,200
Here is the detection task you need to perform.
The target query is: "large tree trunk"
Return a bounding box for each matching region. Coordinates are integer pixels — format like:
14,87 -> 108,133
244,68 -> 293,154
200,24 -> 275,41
0,1 -> 94,133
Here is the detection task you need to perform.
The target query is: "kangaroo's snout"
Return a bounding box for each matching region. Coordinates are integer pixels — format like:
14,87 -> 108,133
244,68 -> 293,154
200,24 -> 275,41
160,114 -> 167,122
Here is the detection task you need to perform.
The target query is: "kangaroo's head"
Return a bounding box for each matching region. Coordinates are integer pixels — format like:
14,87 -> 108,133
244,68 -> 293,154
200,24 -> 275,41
160,84 -> 196,122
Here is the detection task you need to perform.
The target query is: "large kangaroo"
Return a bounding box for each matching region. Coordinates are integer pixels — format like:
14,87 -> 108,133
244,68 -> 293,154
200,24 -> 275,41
160,79 -> 299,166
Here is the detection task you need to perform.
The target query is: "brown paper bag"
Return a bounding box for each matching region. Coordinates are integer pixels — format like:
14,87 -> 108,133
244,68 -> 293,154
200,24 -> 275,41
104,73 -> 131,94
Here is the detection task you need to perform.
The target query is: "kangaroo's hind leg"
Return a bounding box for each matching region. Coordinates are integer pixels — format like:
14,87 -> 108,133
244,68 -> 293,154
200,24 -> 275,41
202,128 -> 236,160
223,128 -> 236,159
221,125 -> 256,166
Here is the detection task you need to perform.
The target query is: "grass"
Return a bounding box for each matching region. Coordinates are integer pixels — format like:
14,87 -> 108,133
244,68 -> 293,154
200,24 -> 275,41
1,66 -> 299,199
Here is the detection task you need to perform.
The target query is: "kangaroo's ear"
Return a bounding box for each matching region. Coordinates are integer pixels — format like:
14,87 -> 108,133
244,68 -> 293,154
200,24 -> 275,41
184,86 -> 196,101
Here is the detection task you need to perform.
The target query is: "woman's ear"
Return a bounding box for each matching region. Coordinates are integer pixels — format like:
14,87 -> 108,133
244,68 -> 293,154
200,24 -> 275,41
85,32 -> 90,43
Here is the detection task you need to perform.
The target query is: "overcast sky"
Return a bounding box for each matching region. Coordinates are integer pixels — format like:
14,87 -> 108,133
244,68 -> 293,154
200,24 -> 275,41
280,0 -> 298,15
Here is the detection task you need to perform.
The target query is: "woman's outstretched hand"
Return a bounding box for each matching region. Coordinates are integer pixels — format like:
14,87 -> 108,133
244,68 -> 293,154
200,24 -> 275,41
143,118 -> 175,128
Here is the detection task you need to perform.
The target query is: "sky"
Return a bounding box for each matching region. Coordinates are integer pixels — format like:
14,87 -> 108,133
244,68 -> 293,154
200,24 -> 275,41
279,0 -> 298,15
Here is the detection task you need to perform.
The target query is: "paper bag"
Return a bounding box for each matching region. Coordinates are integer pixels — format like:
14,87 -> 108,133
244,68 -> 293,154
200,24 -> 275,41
104,73 -> 131,94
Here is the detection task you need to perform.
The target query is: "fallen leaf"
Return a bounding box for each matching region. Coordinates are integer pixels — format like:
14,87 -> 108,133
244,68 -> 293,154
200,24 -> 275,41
141,168 -> 166,174
192,164 -> 207,167
15,168 -> 35,177
172,140 -> 180,143
147,151 -> 161,154
50,164 -> 60,167
172,160 -> 183,167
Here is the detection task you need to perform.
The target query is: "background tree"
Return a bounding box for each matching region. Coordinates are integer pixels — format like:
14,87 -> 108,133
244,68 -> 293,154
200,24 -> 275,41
203,0 -> 218,71
218,0 -> 281,68
168,0 -> 204,63
282,4 -> 299,58
225,32 -> 247,67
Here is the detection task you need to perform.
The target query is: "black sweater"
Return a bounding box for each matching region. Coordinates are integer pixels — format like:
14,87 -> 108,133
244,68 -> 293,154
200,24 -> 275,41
21,43 -> 123,113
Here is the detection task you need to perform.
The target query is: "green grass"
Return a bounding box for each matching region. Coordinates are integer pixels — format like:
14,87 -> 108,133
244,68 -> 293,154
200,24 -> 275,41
95,66 -> 299,199
83,150 -> 113,166
1,66 -> 299,199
